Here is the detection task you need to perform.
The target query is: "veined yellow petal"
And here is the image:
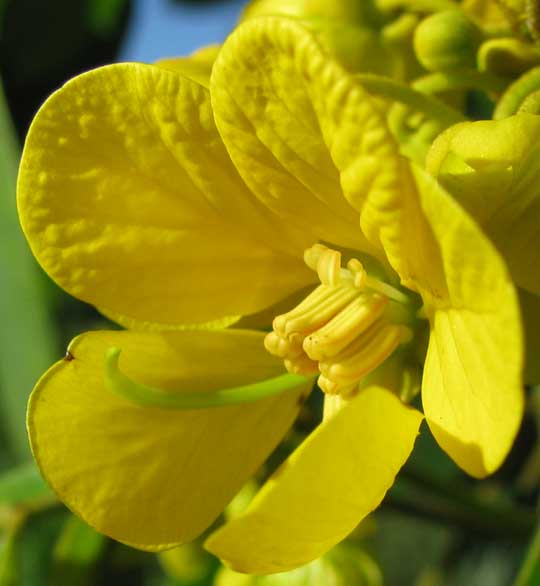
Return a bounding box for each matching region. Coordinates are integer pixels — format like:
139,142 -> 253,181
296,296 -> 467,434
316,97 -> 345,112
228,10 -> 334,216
98,307 -> 241,332
427,114 -> 540,296
205,386 -> 422,574
18,63 -> 312,327
28,329 -> 310,549
210,17 -> 402,258
155,44 -> 221,88
462,0 -> 509,31
362,156 -> 523,476
409,169 -> 523,477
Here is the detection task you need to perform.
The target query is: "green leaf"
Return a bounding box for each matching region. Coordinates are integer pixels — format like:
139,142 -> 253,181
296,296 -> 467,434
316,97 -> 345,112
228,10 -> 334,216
0,463 -> 52,506
0,519 -> 22,586
48,516 -> 105,586
0,81 -> 58,461
0,508 -> 67,586
85,0 -> 129,37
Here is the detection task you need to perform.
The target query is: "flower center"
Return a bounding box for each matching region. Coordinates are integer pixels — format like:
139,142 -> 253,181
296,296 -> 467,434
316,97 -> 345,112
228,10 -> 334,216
264,244 -> 413,398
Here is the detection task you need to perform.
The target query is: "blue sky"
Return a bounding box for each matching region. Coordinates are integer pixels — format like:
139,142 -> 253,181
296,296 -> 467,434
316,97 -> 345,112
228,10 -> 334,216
120,0 -> 248,62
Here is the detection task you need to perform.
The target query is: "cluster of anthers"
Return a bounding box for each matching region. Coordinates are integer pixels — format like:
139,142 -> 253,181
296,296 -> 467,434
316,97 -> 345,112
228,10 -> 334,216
265,244 -> 413,398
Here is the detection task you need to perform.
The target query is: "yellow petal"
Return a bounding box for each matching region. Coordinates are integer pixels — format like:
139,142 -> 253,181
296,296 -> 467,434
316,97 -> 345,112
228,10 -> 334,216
462,0 -> 509,31
18,63 -> 312,327
155,44 -> 221,88
408,169 -> 524,477
427,114 -> 540,296
28,329 -> 311,549
205,386 -> 422,574
210,17 -> 403,258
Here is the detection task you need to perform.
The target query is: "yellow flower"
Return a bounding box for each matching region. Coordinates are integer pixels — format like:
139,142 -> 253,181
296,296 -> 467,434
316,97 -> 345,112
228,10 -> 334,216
18,17 -> 523,574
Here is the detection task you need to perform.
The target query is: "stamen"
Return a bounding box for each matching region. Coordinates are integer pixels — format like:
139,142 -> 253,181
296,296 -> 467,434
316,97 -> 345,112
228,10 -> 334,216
264,331 -> 304,359
318,375 -> 358,397
317,248 -> 341,286
304,243 -> 328,270
104,347 -> 310,409
347,258 -> 366,288
363,275 -> 409,304
284,354 -> 319,376
304,243 -> 342,286
319,323 -> 405,384
302,294 -> 388,361
273,285 -> 358,337
265,244 -> 414,399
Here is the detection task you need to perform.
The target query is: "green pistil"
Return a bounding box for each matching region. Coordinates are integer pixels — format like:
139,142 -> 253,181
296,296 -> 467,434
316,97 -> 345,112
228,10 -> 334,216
104,347 -> 310,410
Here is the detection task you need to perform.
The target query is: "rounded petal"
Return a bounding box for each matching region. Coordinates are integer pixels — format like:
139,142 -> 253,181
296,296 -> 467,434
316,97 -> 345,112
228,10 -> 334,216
427,114 -> 540,296
210,17 -> 403,257
358,151 -> 524,476
205,386 -> 422,574
28,329 -> 311,549
18,63 -> 312,327
409,169 -> 524,477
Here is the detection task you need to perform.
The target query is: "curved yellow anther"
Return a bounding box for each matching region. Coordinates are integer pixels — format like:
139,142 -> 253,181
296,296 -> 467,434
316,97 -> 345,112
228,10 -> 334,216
317,248 -> 342,286
266,244 -> 414,398
303,244 -> 342,286
272,285 -> 357,337
264,331 -> 304,359
304,243 -> 328,270
317,376 -> 358,397
284,354 -> 319,376
302,294 -> 387,361
319,323 -> 403,384
347,258 -> 366,289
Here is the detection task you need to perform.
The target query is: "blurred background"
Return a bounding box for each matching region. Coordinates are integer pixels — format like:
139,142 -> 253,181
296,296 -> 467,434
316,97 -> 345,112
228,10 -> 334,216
0,1 -> 538,584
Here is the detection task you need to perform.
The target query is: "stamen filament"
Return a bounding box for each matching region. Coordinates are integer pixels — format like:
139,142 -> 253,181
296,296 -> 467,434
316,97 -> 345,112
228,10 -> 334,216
363,275 -> 410,304
104,347 -> 310,410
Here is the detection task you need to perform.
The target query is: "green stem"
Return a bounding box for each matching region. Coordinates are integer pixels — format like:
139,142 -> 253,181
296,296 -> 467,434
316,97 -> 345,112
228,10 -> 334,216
413,70 -> 509,95
514,525 -> 540,586
355,73 -> 466,127
495,67 -> 540,119
0,80 -> 57,461
105,347 -> 310,410
390,466 -> 536,539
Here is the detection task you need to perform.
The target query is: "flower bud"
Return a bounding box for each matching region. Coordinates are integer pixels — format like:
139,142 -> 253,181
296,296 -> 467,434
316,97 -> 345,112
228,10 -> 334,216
241,0 -> 398,75
241,0 -> 380,26
414,10 -> 480,72
478,37 -> 540,76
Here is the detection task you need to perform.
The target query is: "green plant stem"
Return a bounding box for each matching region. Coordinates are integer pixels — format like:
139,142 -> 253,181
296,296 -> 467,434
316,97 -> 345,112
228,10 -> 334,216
0,80 -> 57,461
514,525 -> 540,585
387,466 -> 536,539
413,70 -> 509,95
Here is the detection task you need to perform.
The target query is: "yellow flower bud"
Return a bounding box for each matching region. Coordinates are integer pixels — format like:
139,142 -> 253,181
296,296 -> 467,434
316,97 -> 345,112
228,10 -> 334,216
414,10 -> 480,72
241,0 -> 399,75
242,0 -> 381,26
478,37 -> 540,76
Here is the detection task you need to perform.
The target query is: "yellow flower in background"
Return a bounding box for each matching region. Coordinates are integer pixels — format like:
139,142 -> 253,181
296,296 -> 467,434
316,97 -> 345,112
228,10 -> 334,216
18,16 -> 523,574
